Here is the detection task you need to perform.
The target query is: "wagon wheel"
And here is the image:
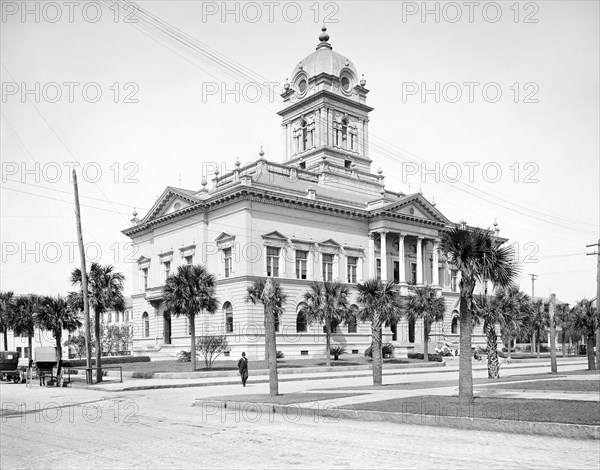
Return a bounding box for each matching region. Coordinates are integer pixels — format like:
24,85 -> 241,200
12,374 -> 20,384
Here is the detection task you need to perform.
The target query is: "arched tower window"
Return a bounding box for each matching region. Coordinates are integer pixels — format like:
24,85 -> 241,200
223,302 -> 233,333
301,120 -> 308,151
296,303 -> 308,333
341,118 -> 348,150
142,312 -> 149,338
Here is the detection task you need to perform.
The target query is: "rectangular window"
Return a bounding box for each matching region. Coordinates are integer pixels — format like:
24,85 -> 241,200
296,250 -> 308,279
393,261 -> 400,284
223,248 -> 232,278
24,347 -> 29,359
164,261 -> 171,281
142,268 -> 149,290
451,269 -> 458,292
185,255 -> 193,266
322,254 -> 334,281
347,256 -> 357,283
438,267 -> 444,286
266,247 -> 280,277
376,258 -> 381,281
411,263 -> 417,284
108,312 -> 112,323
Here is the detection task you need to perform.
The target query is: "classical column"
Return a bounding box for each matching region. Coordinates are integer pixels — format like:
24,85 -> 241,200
368,232 -> 376,279
283,124 -> 287,160
416,237 -> 423,284
308,249 -> 315,279
398,234 -> 406,283
358,254 -> 364,282
380,230 -> 388,282
364,120 -> 369,158
432,240 -> 440,286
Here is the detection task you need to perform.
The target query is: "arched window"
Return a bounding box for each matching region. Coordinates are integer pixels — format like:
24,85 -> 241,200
142,312 -> 149,338
296,303 -> 308,333
301,120 -> 308,151
347,305 -> 358,334
223,302 -> 233,333
451,314 -> 459,334
341,119 -> 348,149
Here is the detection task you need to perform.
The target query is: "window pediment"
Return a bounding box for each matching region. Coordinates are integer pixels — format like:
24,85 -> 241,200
179,244 -> 196,258
158,251 -> 173,263
262,231 -> 288,247
216,232 -> 236,250
137,256 -> 151,269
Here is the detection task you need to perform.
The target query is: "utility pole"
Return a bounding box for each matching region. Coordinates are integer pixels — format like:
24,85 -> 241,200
586,239 -> 600,369
529,274 -> 538,355
549,293 -> 557,373
73,170 -> 93,385
530,274 -> 538,299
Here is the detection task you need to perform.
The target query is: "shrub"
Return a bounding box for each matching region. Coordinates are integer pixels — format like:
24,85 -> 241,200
177,350 -> 191,362
63,355 -> 150,368
407,353 -> 443,362
364,342 -> 395,359
330,345 -> 346,360
276,350 -> 285,359
196,335 -> 230,369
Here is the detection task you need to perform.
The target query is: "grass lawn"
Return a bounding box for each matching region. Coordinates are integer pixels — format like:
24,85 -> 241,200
200,392 -> 366,405
486,380 -> 600,392
340,396 -> 600,425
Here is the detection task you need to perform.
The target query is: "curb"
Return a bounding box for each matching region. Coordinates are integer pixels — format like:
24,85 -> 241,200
192,399 -> 600,440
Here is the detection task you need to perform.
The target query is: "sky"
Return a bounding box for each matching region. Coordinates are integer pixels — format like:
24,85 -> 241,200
1,0 -> 599,304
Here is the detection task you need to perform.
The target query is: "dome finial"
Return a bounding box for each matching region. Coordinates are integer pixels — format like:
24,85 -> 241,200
317,26 -> 332,50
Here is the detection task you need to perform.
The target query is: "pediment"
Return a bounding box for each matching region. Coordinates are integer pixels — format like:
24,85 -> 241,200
215,232 -> 235,243
319,238 -> 341,248
140,187 -> 201,224
261,231 -> 288,241
377,194 -> 451,225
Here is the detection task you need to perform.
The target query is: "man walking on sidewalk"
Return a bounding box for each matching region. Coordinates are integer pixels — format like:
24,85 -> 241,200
238,352 -> 248,387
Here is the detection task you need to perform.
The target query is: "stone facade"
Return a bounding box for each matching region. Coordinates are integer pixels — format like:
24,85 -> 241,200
123,28 -> 496,361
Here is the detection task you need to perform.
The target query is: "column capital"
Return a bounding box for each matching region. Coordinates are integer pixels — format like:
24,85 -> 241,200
379,229 -> 389,237
368,232 -> 378,240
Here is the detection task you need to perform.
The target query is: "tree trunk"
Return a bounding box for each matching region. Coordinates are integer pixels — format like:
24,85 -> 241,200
506,332 -> 512,360
536,332 -> 541,359
561,329 -> 566,358
485,321 -> 499,379
530,336 -> 535,356
458,282 -> 474,404
95,311 -> 102,382
265,305 -> 279,396
190,314 -> 197,371
423,321 -> 429,362
325,322 -> 331,367
3,329 -> 7,351
587,335 -> 596,371
55,331 -> 63,380
264,315 -> 269,362
371,321 -> 383,385
28,335 -> 33,367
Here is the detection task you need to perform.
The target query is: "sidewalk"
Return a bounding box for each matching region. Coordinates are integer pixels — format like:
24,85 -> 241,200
70,358 -> 590,392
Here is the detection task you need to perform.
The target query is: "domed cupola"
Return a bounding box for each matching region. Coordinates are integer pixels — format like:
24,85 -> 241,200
278,28 -> 373,175
287,27 -> 359,99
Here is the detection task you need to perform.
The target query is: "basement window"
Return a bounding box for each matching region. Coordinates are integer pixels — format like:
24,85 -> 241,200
300,350 -> 309,356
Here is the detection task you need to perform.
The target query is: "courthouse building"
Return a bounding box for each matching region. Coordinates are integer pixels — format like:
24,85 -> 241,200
123,28 -> 498,360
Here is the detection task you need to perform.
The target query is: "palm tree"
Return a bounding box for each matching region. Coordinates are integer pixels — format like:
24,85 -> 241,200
356,279 -> 401,385
35,295 -> 82,378
303,281 -> 350,367
494,286 -> 530,361
71,263 -> 125,382
440,226 -> 517,403
247,278 -> 286,396
0,291 -> 15,350
405,285 -> 446,362
571,298 -> 598,370
163,264 -> 218,372
553,302 -> 571,357
7,294 -> 41,366
529,300 -> 550,358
